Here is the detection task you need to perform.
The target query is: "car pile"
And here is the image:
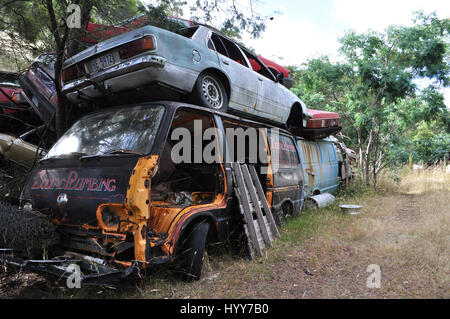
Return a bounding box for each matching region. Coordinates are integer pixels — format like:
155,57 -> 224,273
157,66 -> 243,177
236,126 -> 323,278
0,16 -> 355,285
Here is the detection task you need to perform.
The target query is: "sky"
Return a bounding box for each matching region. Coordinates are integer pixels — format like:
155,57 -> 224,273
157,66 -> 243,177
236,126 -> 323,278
241,0 -> 449,65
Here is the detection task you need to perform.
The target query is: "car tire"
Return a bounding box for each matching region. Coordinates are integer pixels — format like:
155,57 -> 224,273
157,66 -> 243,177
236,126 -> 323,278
179,221 -> 210,281
273,207 -> 286,227
192,72 -> 228,112
274,201 -> 296,226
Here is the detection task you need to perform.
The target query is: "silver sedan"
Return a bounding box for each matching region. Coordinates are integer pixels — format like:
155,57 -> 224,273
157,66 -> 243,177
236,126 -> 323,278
62,25 -> 310,128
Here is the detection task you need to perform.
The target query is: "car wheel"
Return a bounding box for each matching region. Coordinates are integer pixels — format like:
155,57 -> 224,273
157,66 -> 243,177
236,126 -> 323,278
192,73 -> 228,112
273,207 -> 285,227
179,221 -> 210,281
274,201 -> 296,226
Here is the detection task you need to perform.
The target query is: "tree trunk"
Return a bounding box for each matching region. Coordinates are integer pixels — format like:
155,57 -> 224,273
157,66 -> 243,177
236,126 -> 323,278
356,127 -> 364,181
364,129 -> 374,185
54,59 -> 66,138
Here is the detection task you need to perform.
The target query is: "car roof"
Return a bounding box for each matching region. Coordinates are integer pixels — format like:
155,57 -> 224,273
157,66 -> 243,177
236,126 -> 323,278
77,101 -> 293,136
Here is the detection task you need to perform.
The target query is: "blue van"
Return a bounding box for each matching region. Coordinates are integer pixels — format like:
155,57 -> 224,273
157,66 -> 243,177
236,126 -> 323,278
295,137 -> 340,197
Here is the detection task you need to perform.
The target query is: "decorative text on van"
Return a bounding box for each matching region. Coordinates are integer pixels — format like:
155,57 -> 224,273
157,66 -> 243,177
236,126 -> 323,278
31,170 -> 117,192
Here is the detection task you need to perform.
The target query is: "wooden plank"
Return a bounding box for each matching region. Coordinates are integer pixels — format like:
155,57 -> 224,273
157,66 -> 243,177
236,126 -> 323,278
241,164 -> 273,247
253,219 -> 265,250
248,165 -> 280,239
231,162 -> 264,257
232,180 -> 255,260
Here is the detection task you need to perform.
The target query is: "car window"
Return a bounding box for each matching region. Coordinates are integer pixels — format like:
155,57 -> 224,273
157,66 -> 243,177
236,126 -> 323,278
240,47 -> 275,80
0,72 -> 19,87
210,33 -> 249,68
267,132 -> 301,169
207,38 -> 215,50
210,34 -> 228,56
46,105 -> 165,158
175,26 -> 199,38
34,54 -> 56,69
268,67 -> 278,77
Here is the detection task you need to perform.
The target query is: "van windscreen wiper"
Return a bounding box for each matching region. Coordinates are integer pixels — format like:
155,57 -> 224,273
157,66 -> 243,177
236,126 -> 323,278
40,152 -> 87,162
105,149 -> 144,155
79,149 -> 144,160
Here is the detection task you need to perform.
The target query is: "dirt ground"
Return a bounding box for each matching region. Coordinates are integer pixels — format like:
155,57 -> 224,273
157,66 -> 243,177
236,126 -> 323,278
0,169 -> 448,298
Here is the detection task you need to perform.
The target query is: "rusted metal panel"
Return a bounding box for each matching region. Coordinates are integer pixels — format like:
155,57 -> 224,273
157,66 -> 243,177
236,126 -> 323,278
296,138 -> 339,197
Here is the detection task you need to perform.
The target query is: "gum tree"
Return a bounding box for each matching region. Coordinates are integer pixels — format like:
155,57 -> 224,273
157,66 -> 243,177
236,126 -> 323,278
291,12 -> 449,186
0,0 -> 143,136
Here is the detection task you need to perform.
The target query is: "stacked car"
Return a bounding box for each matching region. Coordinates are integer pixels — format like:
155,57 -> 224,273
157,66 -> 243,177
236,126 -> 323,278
0,70 -> 46,170
0,70 -> 33,132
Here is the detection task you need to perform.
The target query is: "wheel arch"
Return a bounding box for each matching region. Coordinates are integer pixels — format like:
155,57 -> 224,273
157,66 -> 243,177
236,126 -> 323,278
286,101 -> 305,128
196,68 -> 231,101
173,211 -> 218,255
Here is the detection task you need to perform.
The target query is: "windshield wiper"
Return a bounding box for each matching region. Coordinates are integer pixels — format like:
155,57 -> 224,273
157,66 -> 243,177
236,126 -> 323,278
40,152 -> 87,162
104,149 -> 144,155
79,149 -> 144,160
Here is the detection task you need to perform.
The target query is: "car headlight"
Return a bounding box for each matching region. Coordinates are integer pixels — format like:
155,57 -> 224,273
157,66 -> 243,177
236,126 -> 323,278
22,201 -> 33,213
101,207 -> 120,228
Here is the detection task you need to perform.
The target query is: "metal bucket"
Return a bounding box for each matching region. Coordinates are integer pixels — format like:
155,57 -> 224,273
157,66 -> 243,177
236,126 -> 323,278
307,193 -> 336,210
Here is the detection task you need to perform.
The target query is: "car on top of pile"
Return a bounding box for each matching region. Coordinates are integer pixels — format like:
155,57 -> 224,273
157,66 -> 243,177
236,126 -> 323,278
61,24 -> 310,129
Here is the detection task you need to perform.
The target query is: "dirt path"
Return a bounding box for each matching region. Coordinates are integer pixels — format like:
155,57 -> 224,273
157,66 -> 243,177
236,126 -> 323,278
1,172 -> 449,298
179,190 -> 448,299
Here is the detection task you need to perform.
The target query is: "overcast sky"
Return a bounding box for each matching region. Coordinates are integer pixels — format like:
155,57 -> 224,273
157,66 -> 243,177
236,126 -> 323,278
174,0 -> 450,104
239,0 -> 448,64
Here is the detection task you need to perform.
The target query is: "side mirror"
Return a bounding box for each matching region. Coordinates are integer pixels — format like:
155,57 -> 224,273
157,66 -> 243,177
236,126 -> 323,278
276,72 -> 284,83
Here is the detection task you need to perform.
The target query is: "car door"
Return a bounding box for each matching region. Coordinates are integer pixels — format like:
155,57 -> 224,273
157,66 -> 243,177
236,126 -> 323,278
318,140 -> 339,194
296,138 -> 339,196
208,32 -> 259,114
239,47 -> 288,124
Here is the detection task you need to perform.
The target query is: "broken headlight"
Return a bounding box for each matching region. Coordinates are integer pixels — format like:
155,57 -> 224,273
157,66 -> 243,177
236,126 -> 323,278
101,207 -> 120,228
22,201 -> 33,213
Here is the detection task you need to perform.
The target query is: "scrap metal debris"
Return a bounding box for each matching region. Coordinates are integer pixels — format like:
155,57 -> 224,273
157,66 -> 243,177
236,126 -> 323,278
170,191 -> 194,206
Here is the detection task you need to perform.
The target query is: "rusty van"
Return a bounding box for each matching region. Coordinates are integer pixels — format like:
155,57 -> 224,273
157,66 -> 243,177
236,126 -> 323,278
6,101 -> 304,284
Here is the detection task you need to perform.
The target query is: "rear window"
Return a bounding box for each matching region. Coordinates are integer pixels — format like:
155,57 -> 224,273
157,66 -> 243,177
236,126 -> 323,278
175,26 -> 199,38
0,72 -> 19,87
268,133 -> 300,169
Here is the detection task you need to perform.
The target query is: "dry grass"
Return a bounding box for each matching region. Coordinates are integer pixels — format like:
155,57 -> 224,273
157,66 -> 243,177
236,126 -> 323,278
1,168 -> 449,298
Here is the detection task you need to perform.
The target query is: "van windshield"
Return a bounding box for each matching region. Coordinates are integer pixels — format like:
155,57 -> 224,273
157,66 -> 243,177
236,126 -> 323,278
45,105 -> 165,159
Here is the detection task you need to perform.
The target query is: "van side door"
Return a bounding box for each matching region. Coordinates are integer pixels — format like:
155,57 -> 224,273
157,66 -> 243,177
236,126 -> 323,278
296,138 -> 339,196
267,130 -> 304,217
318,140 -> 339,194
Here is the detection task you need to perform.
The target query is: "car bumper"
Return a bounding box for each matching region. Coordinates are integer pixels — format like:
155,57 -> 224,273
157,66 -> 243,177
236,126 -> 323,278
62,54 -> 198,104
